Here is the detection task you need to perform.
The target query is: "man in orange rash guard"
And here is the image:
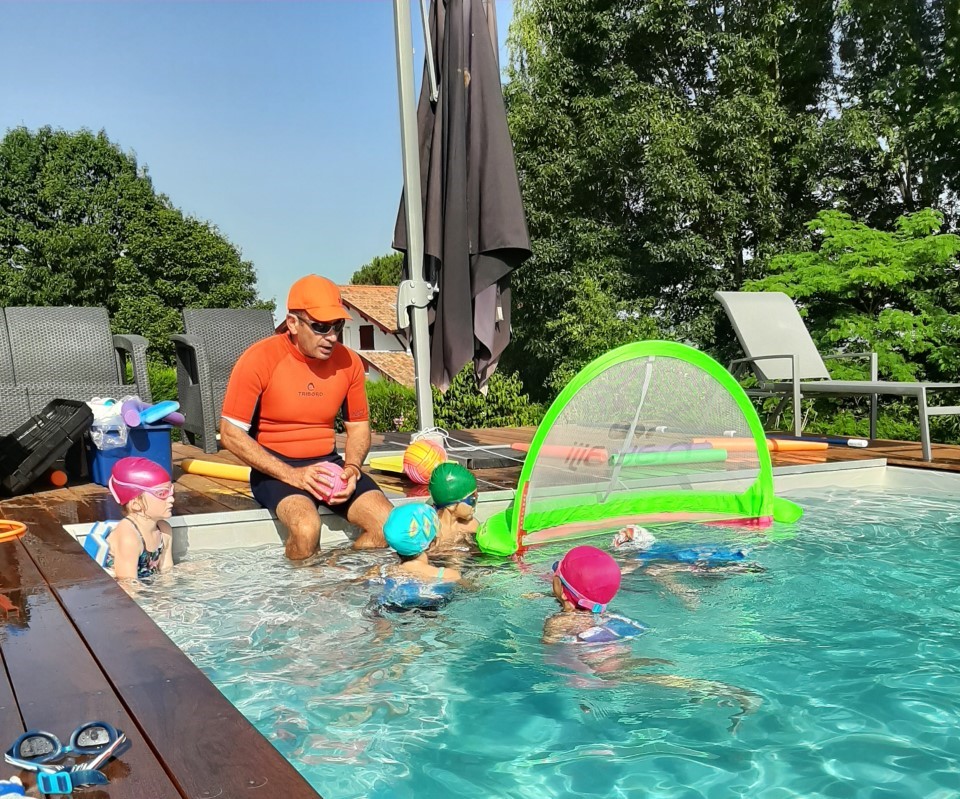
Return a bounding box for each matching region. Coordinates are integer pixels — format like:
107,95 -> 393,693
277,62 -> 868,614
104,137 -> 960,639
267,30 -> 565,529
220,275 -> 391,560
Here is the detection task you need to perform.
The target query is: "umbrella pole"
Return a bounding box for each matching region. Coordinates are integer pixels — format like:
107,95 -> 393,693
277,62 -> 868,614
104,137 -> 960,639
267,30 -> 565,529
393,0 -> 435,432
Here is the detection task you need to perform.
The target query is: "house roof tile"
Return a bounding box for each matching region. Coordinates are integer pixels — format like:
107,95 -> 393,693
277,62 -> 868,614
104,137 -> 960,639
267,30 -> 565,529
360,350 -> 415,388
340,285 -> 399,333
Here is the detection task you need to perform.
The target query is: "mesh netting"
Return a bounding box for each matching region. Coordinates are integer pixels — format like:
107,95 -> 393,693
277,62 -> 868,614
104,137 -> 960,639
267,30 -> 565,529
519,352 -> 765,544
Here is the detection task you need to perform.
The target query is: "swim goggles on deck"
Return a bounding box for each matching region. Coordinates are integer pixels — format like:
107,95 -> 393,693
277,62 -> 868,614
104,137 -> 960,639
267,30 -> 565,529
552,561 -> 607,614
5,721 -> 129,791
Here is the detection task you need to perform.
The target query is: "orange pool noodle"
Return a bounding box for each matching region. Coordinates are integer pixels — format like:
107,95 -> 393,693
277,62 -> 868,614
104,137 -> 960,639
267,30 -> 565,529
403,440 -> 447,484
694,437 -> 828,452
180,459 -> 252,482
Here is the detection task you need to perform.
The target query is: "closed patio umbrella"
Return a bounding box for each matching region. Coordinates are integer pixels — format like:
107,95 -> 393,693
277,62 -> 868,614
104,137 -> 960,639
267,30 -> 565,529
393,0 -> 531,402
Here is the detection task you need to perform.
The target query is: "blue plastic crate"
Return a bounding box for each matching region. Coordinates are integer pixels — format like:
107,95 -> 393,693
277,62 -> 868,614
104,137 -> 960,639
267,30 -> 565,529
86,424 -> 173,488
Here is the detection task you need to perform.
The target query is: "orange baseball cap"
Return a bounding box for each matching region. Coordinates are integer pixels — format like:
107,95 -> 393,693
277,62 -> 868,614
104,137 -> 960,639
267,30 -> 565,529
277,275 -> 352,332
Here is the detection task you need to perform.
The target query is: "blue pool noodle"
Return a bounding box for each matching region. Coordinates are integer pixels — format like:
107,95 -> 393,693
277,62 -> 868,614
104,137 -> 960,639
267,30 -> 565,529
140,400 -> 180,425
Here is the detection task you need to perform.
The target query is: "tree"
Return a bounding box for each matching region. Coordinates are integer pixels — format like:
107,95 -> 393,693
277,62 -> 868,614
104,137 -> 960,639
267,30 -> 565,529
350,252 -> 403,285
504,0 -> 834,399
0,126 -> 269,362
835,0 -> 959,227
747,208 -> 960,439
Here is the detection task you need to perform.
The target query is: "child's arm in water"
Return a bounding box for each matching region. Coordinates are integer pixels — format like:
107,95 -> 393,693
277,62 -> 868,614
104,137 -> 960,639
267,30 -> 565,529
542,612 -> 597,645
158,519 -> 174,572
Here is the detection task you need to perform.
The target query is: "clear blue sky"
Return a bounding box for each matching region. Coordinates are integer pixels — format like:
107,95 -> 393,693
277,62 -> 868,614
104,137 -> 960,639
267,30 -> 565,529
0,0 -> 514,311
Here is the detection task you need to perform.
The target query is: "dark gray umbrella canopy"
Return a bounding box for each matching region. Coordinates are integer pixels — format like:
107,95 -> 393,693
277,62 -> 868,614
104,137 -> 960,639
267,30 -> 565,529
394,0 -> 531,392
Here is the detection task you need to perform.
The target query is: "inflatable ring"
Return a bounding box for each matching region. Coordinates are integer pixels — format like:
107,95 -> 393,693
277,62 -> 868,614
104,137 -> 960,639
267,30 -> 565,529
0,520 -> 27,543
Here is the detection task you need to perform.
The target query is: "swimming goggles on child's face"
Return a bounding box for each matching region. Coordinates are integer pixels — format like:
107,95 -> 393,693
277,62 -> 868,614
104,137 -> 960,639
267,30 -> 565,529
436,492 -> 478,510
552,561 -> 606,614
111,477 -> 175,500
5,720 -> 129,781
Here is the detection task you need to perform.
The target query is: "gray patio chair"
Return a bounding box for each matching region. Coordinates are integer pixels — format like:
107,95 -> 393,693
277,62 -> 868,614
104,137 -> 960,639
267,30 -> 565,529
0,313 -> 31,436
172,308 -> 275,453
715,291 -> 960,461
4,306 -> 152,415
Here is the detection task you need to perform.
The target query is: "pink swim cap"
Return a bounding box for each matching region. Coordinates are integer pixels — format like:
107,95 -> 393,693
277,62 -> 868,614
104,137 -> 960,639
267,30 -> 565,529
552,545 -> 621,613
108,457 -> 172,505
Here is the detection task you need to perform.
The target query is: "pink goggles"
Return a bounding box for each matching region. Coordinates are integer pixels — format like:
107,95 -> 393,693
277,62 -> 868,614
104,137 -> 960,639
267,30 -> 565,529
108,477 -> 174,503
552,561 -> 607,614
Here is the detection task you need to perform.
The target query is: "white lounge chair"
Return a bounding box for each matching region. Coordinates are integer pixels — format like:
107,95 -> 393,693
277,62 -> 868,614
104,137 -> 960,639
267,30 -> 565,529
715,290 -> 960,461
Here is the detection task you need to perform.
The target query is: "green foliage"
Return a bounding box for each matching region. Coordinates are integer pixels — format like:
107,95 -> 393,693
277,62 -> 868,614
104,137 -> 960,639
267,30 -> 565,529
350,252 -> 404,286
434,367 -> 544,430
748,208 -> 960,440
366,379 -> 419,433
146,363 -> 178,404
363,368 -> 543,433
503,0 -> 960,411
836,0 -> 959,226
749,209 -> 960,382
0,127 -> 272,364
504,0 -> 831,400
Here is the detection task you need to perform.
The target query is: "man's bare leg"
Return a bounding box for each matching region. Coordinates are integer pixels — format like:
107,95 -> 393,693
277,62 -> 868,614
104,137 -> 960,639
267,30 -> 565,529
346,490 -> 391,549
277,495 -> 323,561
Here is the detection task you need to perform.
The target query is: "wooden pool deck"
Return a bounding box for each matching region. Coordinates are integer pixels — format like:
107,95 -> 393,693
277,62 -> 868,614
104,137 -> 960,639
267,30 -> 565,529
2,426 -> 960,797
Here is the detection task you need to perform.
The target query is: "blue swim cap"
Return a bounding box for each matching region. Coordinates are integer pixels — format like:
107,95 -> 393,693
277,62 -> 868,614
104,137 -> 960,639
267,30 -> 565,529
383,503 -> 439,556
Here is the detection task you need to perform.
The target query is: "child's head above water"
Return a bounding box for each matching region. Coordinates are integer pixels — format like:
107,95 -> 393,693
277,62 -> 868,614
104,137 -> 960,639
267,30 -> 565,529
384,503 -> 440,557
551,545 -> 622,613
108,457 -> 173,509
428,463 -> 477,509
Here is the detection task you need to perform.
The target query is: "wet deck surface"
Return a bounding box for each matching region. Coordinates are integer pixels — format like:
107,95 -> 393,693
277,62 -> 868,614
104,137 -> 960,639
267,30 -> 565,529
3,426 -> 960,796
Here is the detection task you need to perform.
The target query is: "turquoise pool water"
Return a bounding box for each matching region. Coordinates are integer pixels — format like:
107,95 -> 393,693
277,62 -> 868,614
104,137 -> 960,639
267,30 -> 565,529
136,486 -> 960,798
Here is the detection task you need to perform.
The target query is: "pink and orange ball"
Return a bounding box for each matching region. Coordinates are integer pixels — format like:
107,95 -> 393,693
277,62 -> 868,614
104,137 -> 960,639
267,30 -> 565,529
403,440 -> 447,484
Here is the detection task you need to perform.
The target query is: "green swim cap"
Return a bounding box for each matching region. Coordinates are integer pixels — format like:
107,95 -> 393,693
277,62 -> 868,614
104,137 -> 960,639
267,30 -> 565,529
429,463 -> 477,507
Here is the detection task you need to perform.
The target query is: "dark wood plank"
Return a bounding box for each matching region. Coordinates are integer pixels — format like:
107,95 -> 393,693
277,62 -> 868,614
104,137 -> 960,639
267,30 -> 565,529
173,472 -> 259,511
0,538 -> 46,591
169,483 -> 239,515
0,543 -> 183,799
51,573 -> 322,798
4,504 -> 112,587
0,648 -> 24,742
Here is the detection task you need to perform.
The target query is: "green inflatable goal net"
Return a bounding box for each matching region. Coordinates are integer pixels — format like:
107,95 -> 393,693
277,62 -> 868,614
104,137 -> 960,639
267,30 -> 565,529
477,341 -> 802,556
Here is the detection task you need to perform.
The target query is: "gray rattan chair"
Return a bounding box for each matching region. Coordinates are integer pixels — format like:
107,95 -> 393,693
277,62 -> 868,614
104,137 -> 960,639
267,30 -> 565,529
172,308 -> 275,453
4,306 -> 152,417
0,314 -> 31,436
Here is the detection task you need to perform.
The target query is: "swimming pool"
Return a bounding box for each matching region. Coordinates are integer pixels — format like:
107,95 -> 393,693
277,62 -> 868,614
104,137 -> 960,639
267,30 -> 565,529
135,481 -> 960,799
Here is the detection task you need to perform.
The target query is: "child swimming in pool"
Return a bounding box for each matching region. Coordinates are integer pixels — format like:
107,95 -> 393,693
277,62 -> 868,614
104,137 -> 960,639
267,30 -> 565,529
364,503 -> 463,611
105,457 -> 174,581
541,544 -> 762,731
613,525 -> 765,609
542,545 -> 646,644
429,463 -> 480,553
383,503 -> 462,584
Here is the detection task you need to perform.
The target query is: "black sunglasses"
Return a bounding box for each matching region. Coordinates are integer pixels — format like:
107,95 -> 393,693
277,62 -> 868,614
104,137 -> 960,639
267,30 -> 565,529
294,315 -> 345,336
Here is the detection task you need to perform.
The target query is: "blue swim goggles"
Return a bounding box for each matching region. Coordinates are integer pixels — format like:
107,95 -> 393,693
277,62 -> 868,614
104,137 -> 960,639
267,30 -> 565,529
5,721 -> 130,793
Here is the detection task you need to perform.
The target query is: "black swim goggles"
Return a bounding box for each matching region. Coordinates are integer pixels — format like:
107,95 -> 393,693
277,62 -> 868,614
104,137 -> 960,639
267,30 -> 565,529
435,492 -> 478,510
5,721 -> 129,790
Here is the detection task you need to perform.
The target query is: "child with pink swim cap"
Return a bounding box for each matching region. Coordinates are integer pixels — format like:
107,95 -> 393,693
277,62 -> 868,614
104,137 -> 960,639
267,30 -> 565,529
543,545 -> 647,645
104,457 -> 175,580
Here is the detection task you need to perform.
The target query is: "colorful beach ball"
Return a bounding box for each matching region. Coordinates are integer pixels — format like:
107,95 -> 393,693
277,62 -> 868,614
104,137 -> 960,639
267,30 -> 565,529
403,439 -> 447,484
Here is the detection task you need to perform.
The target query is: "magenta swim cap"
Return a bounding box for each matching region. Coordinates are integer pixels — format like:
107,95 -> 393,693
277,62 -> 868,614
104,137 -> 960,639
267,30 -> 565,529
552,545 -> 622,613
108,457 -> 172,505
